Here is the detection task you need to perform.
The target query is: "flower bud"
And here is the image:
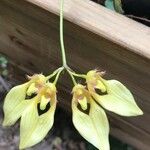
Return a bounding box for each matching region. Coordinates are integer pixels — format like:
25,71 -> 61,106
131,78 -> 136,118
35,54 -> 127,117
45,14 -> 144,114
40,95 -> 50,110
78,96 -> 88,110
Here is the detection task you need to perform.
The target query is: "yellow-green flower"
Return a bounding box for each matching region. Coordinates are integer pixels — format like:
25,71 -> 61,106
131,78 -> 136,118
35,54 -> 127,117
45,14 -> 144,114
86,70 -> 143,116
3,74 -> 47,126
3,74 -> 58,149
20,82 -> 57,149
72,84 -> 110,150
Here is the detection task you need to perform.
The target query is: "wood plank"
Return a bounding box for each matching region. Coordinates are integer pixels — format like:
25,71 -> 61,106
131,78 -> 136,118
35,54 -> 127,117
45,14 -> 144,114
26,0 -> 150,59
0,0 -> 150,150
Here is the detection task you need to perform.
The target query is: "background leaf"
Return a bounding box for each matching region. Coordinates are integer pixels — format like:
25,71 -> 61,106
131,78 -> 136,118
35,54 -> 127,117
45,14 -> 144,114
105,0 -> 115,11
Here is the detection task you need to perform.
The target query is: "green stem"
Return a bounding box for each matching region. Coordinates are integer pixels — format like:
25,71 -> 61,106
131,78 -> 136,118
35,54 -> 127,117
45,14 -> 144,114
59,0 -> 82,85
67,69 -> 77,85
46,67 -> 64,80
60,0 -> 67,67
70,72 -> 86,79
53,67 -> 64,85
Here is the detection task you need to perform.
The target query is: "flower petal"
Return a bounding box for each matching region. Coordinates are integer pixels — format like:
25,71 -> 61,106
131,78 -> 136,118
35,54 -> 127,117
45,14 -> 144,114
3,101 -> 31,127
3,83 -> 29,126
72,99 -> 110,150
93,79 -> 143,116
19,97 -> 57,149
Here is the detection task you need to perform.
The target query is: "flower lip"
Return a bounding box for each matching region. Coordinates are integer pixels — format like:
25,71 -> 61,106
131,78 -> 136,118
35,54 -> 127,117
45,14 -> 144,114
72,84 -> 91,112
39,95 -> 51,111
37,83 -> 57,114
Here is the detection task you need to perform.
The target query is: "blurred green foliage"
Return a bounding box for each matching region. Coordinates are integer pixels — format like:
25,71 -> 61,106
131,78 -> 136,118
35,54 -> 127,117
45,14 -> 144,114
0,54 -> 8,77
105,0 -> 115,11
105,0 -> 124,14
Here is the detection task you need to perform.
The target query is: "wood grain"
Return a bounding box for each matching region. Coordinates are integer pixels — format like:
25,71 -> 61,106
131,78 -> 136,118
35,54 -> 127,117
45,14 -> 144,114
0,0 -> 150,150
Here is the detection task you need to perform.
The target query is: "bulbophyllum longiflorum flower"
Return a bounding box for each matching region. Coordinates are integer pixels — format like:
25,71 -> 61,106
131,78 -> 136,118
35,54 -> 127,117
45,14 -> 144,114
20,82 -> 57,149
72,84 -> 110,150
86,70 -> 143,116
3,73 -> 57,149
